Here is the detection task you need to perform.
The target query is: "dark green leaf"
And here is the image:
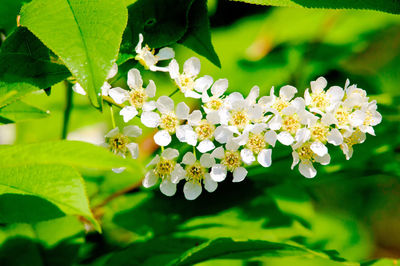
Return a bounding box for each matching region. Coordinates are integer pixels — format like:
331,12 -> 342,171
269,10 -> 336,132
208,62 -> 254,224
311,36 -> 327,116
232,0 -> 400,15
0,100 -> 49,124
179,0 -> 221,67
20,0 -> 128,108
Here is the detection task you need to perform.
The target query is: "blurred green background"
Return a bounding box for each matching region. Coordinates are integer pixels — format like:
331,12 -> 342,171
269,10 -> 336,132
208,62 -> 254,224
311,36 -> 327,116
1,0 -> 400,265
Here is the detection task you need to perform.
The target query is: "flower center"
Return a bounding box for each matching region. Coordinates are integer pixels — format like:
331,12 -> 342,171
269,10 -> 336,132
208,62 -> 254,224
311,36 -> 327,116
178,74 -> 195,93
154,157 -> 175,179
230,109 -> 249,130
109,134 -> 130,154
342,129 -> 364,148
130,88 -> 148,109
334,107 -> 350,126
186,162 -> 206,184
246,133 -> 266,154
160,112 -> 179,133
310,92 -> 329,111
363,111 -> 372,126
205,97 -> 223,111
310,123 -> 329,142
271,97 -> 289,112
222,150 -> 241,171
282,114 -> 301,135
135,45 -> 157,69
297,143 -> 314,162
195,120 -> 215,141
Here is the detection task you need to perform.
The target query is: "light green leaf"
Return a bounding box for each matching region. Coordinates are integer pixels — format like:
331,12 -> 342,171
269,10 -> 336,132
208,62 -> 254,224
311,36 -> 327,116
232,0 -> 400,14
0,164 -> 98,230
0,140 -> 144,173
20,0 -> 128,108
179,0 -> 221,68
0,100 -> 49,124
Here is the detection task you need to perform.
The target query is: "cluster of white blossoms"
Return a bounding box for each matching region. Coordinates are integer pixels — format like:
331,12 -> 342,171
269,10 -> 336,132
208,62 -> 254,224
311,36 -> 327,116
84,34 -> 381,200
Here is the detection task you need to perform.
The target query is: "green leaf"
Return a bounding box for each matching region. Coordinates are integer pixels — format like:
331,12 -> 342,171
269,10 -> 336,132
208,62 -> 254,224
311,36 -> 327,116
178,0 -> 221,68
0,0 -> 25,34
0,140 -> 144,173
120,0 -> 195,59
19,0 -> 128,108
0,100 -> 49,124
0,164 -> 98,230
0,27 -> 70,108
232,0 -> 400,14
170,238 -> 346,266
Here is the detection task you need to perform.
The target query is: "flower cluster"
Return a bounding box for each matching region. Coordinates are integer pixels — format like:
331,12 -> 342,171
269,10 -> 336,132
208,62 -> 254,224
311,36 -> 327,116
91,34 -> 381,200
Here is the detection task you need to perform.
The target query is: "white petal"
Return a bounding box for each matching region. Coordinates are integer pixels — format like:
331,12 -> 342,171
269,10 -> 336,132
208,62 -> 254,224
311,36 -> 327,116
183,57 -> 201,77
145,80 -> 156,98
206,111 -> 220,124
183,181 -> 202,200
304,89 -> 311,105
279,85 -> 297,100
210,164 -> 227,182
188,110 -> 202,126
120,106 -> 138,123
327,128 -> 343,145
127,68 -> 143,89
232,167 -> 247,182
126,142 -> 139,159
214,126 -> 232,144
294,128 -> 310,144
316,153 -> 331,165
277,131 -> 294,145
264,130 -> 277,147
154,130 -> 172,146
211,78 -> 228,97
200,153 -> 215,168
112,167 -> 126,174
176,102 -> 190,120
291,151 -> 299,169
161,148 -> 179,160
72,83 -> 86,95
107,63 -> 118,80
171,163 -> 185,183
156,47 -> 175,60
168,59 -> 180,79
109,87 -> 129,104
211,147 -> 224,159
299,162 -> 317,178
105,127 -> 119,138
156,96 -> 174,113
240,149 -> 255,165
143,171 -> 158,188
327,86 -> 344,102
150,65 -> 169,72
184,90 -> 202,99
226,140 -> 239,151
160,179 -> 177,197
310,141 -> 328,157
143,101 -> 156,111
194,75 -> 213,93
350,110 -> 365,127
197,140 -> 215,153
182,152 -> 196,165
123,125 -> 142,137
258,149 -> 272,167
204,173 -> 218,193
146,154 -> 160,167
246,85 -> 259,104
101,82 -> 112,96
310,76 -> 327,94
135,33 -> 144,53
268,115 -> 282,131
141,111 -> 160,128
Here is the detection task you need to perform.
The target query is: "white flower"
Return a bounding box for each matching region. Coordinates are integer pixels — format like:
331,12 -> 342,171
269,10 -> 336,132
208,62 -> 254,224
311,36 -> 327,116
175,152 -> 217,200
357,100 -> 382,136
340,129 -> 366,160
259,85 -> 297,114
141,96 -> 190,146
304,76 -> 344,115
73,63 -> 118,96
104,126 -> 142,158
291,142 -> 330,178
169,57 -> 208,98
135,33 -> 175,72
210,141 -> 248,183
108,68 -> 157,122
142,148 -> 182,196
202,78 -> 229,124
177,110 -> 217,153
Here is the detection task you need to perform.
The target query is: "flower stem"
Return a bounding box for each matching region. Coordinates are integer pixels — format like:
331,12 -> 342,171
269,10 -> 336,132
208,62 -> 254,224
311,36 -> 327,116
193,145 -> 197,158
110,105 -> 116,128
103,95 -> 125,109
61,81 -> 73,139
169,88 -> 180,97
